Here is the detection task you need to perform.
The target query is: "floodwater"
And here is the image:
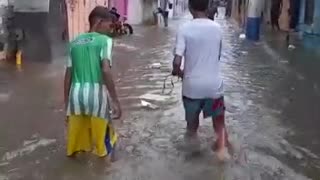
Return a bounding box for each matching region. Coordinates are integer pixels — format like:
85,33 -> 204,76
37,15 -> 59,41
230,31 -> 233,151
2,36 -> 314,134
1,13 -> 320,180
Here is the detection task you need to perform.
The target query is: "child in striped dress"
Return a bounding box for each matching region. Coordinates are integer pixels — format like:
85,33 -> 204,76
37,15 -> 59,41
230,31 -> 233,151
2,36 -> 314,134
64,6 -> 121,158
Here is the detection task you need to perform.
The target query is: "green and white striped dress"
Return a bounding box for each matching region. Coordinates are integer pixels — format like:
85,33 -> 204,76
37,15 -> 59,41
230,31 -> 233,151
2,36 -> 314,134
66,32 -> 113,120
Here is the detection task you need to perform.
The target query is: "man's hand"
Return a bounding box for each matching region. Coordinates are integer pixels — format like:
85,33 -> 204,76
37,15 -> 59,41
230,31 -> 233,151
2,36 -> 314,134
172,55 -> 183,78
172,69 -> 184,79
65,116 -> 69,127
111,100 -> 122,120
102,60 -> 121,119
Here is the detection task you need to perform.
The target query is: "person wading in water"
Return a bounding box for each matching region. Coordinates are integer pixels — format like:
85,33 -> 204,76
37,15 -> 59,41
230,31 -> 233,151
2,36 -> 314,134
64,6 -> 121,159
172,0 -> 232,160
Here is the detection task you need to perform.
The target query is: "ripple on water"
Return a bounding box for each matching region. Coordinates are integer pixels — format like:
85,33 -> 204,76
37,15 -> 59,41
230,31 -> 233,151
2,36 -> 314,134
1,135 -> 56,163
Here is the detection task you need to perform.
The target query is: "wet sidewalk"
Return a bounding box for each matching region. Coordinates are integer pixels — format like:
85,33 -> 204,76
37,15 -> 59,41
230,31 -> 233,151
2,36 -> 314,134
1,14 -> 320,180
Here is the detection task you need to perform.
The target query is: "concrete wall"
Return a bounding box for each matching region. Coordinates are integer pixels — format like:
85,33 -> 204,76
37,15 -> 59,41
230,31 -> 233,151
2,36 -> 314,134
127,0 -> 143,24
0,0 -> 9,60
124,0 -> 157,25
11,0 -> 62,61
7,0 -> 112,62
9,0 -> 69,61
13,0 -> 50,12
66,0 -> 108,40
116,0 -> 128,17
14,12 -> 51,61
142,0 -> 157,24
172,0 -> 187,17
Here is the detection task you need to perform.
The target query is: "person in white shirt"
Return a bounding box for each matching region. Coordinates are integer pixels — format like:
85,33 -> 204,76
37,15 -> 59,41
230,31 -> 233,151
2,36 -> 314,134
172,0 -> 231,159
154,0 -> 173,27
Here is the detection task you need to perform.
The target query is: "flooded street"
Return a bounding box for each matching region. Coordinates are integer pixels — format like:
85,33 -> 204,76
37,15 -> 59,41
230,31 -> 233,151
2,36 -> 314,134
1,13 -> 320,180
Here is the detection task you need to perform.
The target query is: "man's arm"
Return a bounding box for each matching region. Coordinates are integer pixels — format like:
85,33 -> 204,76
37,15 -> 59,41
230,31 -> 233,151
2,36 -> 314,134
102,60 -> 121,119
102,60 -> 118,103
172,27 -> 185,77
172,55 -> 183,77
64,67 -> 71,109
64,54 -> 72,109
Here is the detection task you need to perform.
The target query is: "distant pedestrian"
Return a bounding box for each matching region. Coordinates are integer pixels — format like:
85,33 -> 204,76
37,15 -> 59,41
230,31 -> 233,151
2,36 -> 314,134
172,0 -> 231,160
64,6 -> 121,158
225,0 -> 232,17
154,0 -> 173,27
271,0 -> 283,30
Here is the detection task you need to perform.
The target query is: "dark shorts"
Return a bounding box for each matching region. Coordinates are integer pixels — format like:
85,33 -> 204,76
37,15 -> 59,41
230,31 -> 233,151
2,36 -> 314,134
183,96 -> 225,122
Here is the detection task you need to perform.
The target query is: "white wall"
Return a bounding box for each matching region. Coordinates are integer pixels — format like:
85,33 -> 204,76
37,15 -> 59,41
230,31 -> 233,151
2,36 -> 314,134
127,0 -> 143,24
13,0 -> 50,12
0,0 -> 8,7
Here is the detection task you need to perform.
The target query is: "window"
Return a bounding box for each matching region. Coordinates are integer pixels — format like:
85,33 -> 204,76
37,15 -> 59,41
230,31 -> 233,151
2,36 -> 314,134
304,0 -> 314,25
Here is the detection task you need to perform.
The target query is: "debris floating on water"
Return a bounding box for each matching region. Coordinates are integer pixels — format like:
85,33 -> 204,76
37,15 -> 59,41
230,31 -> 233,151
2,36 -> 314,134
140,93 -> 170,102
140,100 -> 159,110
240,51 -> 248,55
239,34 -> 246,39
150,63 -> 162,69
288,44 -> 296,50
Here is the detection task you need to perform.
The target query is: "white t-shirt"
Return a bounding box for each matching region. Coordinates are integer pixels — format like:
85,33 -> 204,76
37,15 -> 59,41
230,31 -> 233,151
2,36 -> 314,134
159,0 -> 172,11
175,18 -> 223,99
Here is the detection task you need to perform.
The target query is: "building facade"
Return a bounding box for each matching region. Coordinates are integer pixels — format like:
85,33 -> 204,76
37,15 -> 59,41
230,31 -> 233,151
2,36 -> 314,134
0,0 -> 10,60
10,0 -> 53,61
65,0 -> 186,28
108,0 -> 128,18
66,0 -> 108,40
172,0 -> 188,18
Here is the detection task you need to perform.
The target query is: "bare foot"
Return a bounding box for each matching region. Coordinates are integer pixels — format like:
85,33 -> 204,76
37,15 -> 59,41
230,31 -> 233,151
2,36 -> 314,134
67,151 -> 79,159
110,150 -> 118,162
184,133 -> 201,152
216,147 -> 231,161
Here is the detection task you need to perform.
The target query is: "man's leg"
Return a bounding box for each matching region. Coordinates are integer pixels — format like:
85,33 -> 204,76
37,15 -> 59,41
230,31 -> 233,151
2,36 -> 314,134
153,9 -> 160,25
213,113 -> 230,150
183,96 -> 202,137
203,97 -> 231,159
163,11 -> 169,27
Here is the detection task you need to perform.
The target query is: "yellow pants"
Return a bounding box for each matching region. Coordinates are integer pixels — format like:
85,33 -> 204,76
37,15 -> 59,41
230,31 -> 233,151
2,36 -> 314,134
67,115 -> 117,157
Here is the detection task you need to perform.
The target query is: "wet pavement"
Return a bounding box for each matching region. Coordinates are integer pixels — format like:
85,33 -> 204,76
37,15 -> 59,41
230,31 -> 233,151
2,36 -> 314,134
1,13 -> 320,180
